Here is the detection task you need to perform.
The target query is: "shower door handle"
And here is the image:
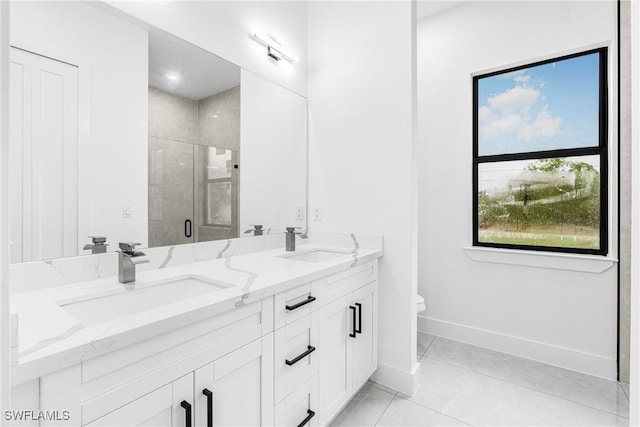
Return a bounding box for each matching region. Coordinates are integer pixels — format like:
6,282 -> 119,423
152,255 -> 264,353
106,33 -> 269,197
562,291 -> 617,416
185,219 -> 192,238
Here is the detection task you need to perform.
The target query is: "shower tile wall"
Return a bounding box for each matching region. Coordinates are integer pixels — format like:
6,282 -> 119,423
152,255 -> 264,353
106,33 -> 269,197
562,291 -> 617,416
148,86 -> 240,248
149,86 -> 198,144
198,86 -> 240,150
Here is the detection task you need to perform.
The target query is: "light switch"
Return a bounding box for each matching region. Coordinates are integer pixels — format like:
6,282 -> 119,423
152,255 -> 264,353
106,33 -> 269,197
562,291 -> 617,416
122,206 -> 132,218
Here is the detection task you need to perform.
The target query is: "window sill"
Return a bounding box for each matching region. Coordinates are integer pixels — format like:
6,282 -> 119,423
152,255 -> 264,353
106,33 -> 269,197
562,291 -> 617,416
463,246 -> 617,273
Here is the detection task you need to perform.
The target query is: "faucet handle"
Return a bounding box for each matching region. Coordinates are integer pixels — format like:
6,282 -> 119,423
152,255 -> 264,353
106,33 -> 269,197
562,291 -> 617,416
89,235 -> 107,244
119,242 -> 142,253
286,227 -> 308,238
244,224 -> 264,234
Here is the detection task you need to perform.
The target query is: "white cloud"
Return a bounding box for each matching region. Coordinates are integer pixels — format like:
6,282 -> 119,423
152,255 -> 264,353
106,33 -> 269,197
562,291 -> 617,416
531,107 -> 563,137
487,85 -> 540,114
483,113 -> 524,138
480,79 -> 562,142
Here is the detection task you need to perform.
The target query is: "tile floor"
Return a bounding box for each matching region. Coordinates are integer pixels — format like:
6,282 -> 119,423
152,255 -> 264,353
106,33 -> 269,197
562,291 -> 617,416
330,333 -> 630,426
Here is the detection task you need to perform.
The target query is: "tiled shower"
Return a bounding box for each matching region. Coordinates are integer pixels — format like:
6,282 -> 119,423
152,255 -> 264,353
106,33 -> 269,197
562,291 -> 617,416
148,85 -> 240,247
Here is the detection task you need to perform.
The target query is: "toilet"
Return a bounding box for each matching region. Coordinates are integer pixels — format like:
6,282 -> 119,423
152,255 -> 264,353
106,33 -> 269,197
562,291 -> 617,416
417,294 -> 426,313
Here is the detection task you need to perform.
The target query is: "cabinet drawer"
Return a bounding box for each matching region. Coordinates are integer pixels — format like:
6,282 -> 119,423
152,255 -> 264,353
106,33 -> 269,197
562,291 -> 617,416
274,283 -> 319,329
274,312 -> 319,404
274,375 -> 319,427
320,261 -> 377,305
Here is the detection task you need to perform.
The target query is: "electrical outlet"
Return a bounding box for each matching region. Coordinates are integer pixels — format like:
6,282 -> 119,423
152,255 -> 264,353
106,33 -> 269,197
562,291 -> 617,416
296,205 -> 304,221
313,206 -> 322,221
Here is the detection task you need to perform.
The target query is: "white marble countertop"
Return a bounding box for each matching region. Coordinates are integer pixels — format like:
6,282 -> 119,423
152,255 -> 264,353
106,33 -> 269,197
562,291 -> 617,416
10,238 -> 382,385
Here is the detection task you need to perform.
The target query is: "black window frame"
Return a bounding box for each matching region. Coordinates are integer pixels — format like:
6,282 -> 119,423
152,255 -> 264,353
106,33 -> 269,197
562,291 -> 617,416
472,47 -> 609,256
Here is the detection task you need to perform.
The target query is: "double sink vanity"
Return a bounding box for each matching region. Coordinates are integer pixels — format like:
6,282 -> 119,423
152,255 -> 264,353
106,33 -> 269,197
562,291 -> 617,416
10,233 -> 383,427
6,2 -> 382,426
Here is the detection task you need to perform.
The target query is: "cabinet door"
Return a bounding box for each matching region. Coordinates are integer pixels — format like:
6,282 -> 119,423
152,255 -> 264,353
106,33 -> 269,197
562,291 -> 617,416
196,337 -> 274,427
351,282 -> 377,391
194,362 -> 214,427
318,295 -> 352,425
87,374 -> 193,427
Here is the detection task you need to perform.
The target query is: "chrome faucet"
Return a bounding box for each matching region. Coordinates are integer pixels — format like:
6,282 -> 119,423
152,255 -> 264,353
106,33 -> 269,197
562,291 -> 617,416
117,242 -> 149,284
83,235 -> 108,254
285,227 -> 308,251
244,224 -> 264,236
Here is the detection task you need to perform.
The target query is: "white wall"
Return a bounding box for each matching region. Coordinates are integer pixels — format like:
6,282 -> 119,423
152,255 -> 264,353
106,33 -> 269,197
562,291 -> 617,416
10,2 -> 148,254
630,0 -> 639,421
106,1 -> 307,98
308,1 -> 419,394
418,1 -> 618,379
240,70 -> 307,233
0,0 -> 10,412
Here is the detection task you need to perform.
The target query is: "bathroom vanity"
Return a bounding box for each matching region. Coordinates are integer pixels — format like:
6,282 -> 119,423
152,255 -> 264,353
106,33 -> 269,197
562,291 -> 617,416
6,3 -> 381,425
10,235 -> 382,427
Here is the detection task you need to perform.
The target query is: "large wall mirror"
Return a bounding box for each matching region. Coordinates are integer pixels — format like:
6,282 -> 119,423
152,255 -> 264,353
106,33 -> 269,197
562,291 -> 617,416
8,1 -> 307,264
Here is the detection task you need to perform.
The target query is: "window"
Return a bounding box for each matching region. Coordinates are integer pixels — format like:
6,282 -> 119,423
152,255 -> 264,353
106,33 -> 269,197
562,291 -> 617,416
202,147 -> 235,227
473,48 -> 608,255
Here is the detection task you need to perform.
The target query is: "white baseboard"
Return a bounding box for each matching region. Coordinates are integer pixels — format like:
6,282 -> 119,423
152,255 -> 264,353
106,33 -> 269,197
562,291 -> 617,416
418,315 -> 617,380
371,361 -> 421,397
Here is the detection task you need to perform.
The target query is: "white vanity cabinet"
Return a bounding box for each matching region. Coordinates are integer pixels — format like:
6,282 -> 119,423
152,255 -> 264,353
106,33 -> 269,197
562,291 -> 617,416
85,337 -> 273,427
15,259 -> 379,427
270,260 -> 378,427
34,298 -> 274,427
272,281 -> 321,427
85,373 -> 189,427
194,338 -> 273,427
317,265 -> 378,426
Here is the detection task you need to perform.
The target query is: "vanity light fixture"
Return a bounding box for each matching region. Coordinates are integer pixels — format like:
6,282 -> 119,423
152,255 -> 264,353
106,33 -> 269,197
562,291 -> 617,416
252,32 -> 297,63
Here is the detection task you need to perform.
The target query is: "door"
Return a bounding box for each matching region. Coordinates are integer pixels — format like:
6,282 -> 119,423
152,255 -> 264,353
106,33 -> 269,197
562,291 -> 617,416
194,337 -> 273,427
351,282 -> 377,391
148,139 -> 195,247
318,294 -> 352,425
86,374 -> 192,427
9,47 -> 79,262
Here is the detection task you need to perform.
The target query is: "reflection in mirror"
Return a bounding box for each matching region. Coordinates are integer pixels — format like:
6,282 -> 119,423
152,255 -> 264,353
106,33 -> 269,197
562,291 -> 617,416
9,0 -> 151,263
8,1 -> 307,264
147,29 -> 240,247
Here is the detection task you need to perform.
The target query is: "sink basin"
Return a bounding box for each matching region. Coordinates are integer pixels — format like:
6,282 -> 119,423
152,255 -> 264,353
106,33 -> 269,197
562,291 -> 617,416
279,249 -> 351,263
59,274 -> 232,326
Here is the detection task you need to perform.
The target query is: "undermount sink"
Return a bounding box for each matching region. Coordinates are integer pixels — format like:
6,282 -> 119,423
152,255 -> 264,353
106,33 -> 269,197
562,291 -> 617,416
59,274 -> 232,326
278,249 -> 351,263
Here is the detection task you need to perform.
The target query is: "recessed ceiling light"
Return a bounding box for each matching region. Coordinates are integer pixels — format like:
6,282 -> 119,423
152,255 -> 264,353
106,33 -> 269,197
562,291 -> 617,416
166,73 -> 179,81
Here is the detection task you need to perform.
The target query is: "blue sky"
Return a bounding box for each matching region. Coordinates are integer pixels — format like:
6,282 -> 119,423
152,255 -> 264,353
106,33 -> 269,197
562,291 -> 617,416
477,52 -> 600,156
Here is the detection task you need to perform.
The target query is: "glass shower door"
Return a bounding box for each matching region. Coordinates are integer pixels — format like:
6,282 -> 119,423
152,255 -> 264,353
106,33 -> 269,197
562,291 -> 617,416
148,141 -> 239,248
148,138 -> 195,247
195,146 -> 239,242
